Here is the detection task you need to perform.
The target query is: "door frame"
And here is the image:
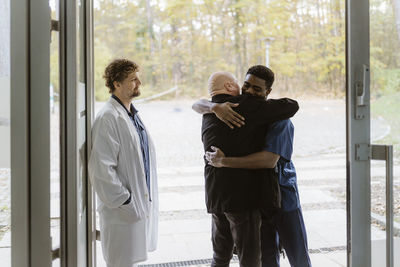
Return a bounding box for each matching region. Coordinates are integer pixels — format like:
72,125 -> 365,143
346,0 -> 372,266
10,0 -> 94,266
11,0 -> 52,266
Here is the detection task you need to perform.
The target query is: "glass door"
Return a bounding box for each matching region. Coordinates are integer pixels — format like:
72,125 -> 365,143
9,1 -> 94,266
347,0 -> 398,266
369,0 -> 399,266
61,0 -> 94,266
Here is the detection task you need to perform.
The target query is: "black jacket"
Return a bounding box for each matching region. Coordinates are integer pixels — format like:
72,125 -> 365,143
201,94 -> 299,213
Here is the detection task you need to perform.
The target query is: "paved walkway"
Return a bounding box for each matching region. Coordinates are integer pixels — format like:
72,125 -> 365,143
1,99 -> 399,267
96,100 -> 399,266
94,153 -> 400,267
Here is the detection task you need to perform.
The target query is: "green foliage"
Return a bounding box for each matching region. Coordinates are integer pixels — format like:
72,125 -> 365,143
94,40 -> 113,101
371,92 -> 400,157
93,0 -> 400,100
371,68 -> 400,97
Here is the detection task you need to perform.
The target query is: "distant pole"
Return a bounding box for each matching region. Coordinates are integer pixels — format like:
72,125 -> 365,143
265,42 -> 270,67
263,37 -> 275,67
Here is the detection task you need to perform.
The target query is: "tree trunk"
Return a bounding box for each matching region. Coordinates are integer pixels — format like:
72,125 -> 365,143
242,35 -> 248,71
393,0 -> 400,45
233,2 -> 243,81
256,18 -> 263,64
0,0 -> 10,77
145,0 -> 156,54
171,23 -> 183,96
145,0 -> 157,85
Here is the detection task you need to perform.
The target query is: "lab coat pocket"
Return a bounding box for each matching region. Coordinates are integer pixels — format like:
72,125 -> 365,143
118,200 -> 141,223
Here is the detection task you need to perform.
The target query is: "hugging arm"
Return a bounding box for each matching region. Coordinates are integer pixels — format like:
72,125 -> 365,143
191,99 -> 216,114
193,97 -> 299,129
205,146 -> 280,169
254,98 -> 299,124
192,99 -> 245,129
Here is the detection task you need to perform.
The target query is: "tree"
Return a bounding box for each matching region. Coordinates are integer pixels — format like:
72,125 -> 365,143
393,0 -> 400,45
92,0 -> 397,100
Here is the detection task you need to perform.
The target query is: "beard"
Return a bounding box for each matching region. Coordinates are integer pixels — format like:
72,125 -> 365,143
131,87 -> 140,97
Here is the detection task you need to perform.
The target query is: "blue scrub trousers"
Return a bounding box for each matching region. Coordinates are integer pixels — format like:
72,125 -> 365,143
261,208 -> 312,267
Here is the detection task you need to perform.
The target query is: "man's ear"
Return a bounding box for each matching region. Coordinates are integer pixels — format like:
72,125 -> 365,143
266,88 -> 272,95
113,80 -> 120,90
225,82 -> 233,92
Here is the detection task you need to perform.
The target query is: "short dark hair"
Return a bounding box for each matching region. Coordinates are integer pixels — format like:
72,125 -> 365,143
103,59 -> 139,93
246,65 -> 275,89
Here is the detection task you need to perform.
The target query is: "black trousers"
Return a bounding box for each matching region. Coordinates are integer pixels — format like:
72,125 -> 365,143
211,210 -> 262,267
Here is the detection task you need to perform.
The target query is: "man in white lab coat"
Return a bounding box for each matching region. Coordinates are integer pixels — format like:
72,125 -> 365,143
88,59 -> 158,267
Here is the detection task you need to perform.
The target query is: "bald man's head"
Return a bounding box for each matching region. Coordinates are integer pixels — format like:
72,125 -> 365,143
208,71 -> 240,97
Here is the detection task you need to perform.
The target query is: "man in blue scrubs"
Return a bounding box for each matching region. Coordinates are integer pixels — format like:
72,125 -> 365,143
259,119 -> 311,267
206,118 -> 311,267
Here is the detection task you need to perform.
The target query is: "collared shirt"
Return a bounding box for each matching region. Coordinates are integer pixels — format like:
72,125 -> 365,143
263,119 -> 300,211
112,95 -> 151,201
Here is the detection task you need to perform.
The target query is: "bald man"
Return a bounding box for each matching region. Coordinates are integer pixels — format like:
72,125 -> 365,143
195,70 -> 299,267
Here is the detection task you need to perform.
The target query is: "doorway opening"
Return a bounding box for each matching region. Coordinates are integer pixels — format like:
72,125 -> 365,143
90,1 -> 399,266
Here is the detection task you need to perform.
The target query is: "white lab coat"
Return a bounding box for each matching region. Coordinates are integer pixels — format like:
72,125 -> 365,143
88,97 -> 158,267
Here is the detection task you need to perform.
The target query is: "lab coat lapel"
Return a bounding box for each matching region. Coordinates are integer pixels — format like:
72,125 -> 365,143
109,98 -> 145,171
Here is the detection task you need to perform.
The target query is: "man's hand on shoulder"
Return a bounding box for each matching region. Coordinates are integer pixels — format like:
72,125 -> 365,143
211,102 -> 245,129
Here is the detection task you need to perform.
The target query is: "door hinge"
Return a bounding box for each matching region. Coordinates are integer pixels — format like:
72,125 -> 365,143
51,247 -> 60,261
355,143 -> 371,161
51,19 -> 59,32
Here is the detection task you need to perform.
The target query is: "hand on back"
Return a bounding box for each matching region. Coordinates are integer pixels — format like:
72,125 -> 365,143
205,146 -> 226,168
211,102 -> 245,129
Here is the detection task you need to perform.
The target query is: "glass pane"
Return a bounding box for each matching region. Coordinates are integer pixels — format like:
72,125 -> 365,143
0,1 -> 11,266
370,0 -> 400,266
49,0 -> 61,266
94,1 -> 347,266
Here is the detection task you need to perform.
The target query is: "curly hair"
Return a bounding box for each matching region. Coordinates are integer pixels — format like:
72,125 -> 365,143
246,65 -> 275,89
103,59 -> 139,93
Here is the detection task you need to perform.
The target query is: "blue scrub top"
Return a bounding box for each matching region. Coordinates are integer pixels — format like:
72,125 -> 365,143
263,119 -> 300,211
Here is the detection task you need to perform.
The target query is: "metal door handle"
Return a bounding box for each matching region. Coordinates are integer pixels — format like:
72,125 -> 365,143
96,229 -> 101,241
356,65 -> 369,106
355,64 -> 369,119
371,144 -> 393,267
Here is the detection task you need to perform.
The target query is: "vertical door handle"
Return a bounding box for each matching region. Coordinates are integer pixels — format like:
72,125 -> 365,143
356,64 -> 369,106
355,64 -> 369,119
371,144 -> 394,267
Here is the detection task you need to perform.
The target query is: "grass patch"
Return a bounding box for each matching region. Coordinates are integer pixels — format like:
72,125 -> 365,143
371,92 -> 400,159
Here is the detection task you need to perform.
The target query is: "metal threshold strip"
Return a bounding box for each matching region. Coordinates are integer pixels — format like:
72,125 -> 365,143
138,246 -> 347,267
138,256 -> 239,267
